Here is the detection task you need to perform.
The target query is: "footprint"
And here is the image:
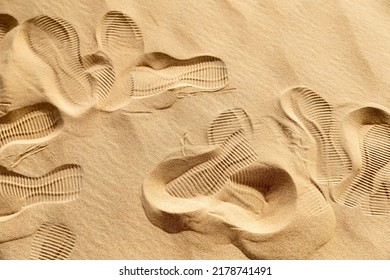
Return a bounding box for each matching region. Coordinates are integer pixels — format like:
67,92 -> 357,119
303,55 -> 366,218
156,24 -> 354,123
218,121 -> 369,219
22,15 -> 94,116
82,51 -> 115,109
30,222 -> 75,260
332,107 -> 390,215
142,108 -> 334,259
207,108 -> 253,145
351,125 -> 390,215
0,164 -> 83,218
166,108 -> 256,198
280,86 -> 351,186
90,12 -> 229,112
222,162 -> 334,260
96,10 -> 144,72
90,11 -> 143,111
0,14 -> 18,41
332,106 -> 390,215
143,109 -> 257,233
130,53 -> 229,98
92,52 -> 229,112
142,130 -> 257,229
0,103 -> 63,153
143,143 -> 334,259
281,89 -> 390,216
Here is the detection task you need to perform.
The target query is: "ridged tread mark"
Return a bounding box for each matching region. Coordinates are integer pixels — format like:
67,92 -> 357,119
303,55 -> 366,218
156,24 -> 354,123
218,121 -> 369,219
130,55 -> 229,98
367,163 -> 390,216
97,11 -> 144,52
297,186 -> 330,217
0,164 -> 83,216
0,103 -> 63,152
336,124 -> 390,215
207,108 -> 252,145
91,11 -> 144,111
0,14 -> 18,41
23,15 -> 93,115
96,11 -> 144,71
82,51 -> 115,108
166,130 -> 258,198
30,223 -> 75,260
280,87 -> 352,186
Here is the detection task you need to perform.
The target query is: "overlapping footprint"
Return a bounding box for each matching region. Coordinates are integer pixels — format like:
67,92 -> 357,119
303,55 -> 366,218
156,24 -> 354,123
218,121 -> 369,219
142,107 -> 335,259
280,87 -> 390,216
333,106 -> 390,215
0,103 -> 83,221
83,11 -> 143,110
83,11 -> 229,112
280,86 -> 352,187
0,15 -> 97,117
0,15 -> 85,259
3,12 -> 225,115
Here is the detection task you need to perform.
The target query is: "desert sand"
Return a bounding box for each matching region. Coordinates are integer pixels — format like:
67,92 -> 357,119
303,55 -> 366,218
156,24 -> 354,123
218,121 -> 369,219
0,0 -> 389,260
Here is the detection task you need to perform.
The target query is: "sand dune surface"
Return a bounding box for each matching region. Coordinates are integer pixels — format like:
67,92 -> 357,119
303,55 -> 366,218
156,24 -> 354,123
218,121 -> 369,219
0,0 -> 389,259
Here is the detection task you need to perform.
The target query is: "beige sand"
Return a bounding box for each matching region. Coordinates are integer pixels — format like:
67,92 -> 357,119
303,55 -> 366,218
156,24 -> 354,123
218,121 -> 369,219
0,0 -> 389,259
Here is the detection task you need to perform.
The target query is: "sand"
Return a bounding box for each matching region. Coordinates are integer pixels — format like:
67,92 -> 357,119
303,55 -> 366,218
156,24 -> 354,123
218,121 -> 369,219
0,0 -> 389,260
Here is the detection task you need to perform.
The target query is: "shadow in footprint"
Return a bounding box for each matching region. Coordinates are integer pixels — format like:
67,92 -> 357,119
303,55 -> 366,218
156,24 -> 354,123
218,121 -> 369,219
0,14 -> 18,42
218,163 -> 297,226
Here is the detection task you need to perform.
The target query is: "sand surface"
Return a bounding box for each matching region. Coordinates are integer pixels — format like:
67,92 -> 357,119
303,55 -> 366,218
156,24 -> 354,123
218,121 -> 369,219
0,0 -> 389,259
